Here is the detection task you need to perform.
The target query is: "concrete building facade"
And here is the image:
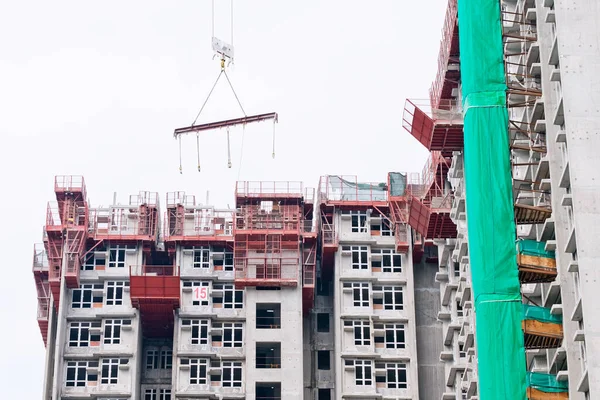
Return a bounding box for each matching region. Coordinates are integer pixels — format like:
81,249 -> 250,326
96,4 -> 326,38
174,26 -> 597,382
33,176 -> 443,400
402,0 -> 600,398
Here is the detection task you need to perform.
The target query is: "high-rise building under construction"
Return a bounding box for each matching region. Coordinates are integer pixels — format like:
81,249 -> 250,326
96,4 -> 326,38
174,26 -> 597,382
31,1 -> 600,399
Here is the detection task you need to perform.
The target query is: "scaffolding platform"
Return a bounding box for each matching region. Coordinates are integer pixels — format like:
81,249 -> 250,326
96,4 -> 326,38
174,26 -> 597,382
130,265 -> 180,338
403,100 -> 464,155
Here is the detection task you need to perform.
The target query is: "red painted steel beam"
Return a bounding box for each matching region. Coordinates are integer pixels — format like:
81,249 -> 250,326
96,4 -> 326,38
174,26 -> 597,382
173,112 -> 278,137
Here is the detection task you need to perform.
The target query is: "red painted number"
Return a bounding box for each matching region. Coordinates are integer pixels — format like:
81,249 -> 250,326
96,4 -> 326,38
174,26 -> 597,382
194,287 -> 208,300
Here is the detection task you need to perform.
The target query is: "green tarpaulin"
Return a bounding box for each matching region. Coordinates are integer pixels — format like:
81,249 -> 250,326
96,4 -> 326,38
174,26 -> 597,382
527,372 -> 569,393
517,239 -> 555,259
458,0 -> 527,398
389,172 -> 407,196
523,304 -> 563,324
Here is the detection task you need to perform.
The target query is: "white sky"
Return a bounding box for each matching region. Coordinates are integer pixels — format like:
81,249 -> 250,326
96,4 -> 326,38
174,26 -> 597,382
0,1 -> 445,397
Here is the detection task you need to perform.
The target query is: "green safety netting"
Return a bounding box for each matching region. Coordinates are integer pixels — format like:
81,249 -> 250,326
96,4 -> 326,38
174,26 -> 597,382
517,239 -> 555,259
459,0 -> 527,398
522,304 -> 562,324
527,372 -> 569,393
389,172 -> 407,196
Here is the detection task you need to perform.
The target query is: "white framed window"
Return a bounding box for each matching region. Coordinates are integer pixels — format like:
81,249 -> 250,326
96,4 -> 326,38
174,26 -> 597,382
374,323 -> 405,349
344,282 -> 369,307
213,322 -> 243,347
82,252 -> 106,271
193,247 -> 210,269
66,360 -> 98,387
345,359 -> 372,386
375,362 -> 407,389
183,281 -> 210,306
144,388 -> 171,400
69,321 -> 101,347
182,319 -> 209,345
213,283 -> 243,309
108,245 -> 127,268
350,245 -> 368,270
212,246 -> 234,271
146,350 -> 159,370
101,358 -> 121,384
105,281 -> 128,306
344,320 -> 371,345
72,283 -> 103,309
188,359 -> 208,384
103,319 -> 130,345
373,285 -> 403,310
160,350 -> 172,369
371,248 -> 402,273
222,361 -> 243,387
345,210 -> 368,233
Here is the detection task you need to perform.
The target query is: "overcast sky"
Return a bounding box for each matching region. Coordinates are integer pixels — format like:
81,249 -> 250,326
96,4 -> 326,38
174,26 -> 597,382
0,1 -> 445,397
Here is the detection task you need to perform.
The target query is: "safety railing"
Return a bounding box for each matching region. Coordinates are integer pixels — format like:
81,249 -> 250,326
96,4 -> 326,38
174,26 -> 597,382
37,297 -> 50,319
129,191 -> 159,207
321,224 -> 338,247
163,209 -> 234,239
303,265 -> 315,286
55,175 -> 86,197
429,0 -> 459,109
236,181 -> 304,198
304,187 -> 315,204
235,205 -> 302,231
166,191 -> 196,208
429,192 -> 454,211
422,151 -> 451,195
394,224 -> 409,245
130,265 -> 179,276
303,219 -> 316,234
318,175 -> 388,204
32,243 -> 49,272
46,202 -> 62,227
88,207 -> 158,239
234,259 -> 299,282
404,99 -> 463,128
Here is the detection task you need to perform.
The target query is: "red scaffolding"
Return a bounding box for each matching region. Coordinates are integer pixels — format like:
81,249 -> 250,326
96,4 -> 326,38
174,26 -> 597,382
408,153 -> 457,240
233,182 -> 306,288
33,243 -> 51,345
45,176 -> 89,308
163,191 -> 234,255
429,0 -> 460,110
88,191 -> 160,246
317,175 -> 392,270
130,265 -> 180,338
402,99 -> 464,155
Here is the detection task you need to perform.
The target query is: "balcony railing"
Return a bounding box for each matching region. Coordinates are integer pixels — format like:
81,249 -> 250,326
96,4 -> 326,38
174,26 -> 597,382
318,175 -> 388,204
55,175 -> 86,198
236,181 -> 304,198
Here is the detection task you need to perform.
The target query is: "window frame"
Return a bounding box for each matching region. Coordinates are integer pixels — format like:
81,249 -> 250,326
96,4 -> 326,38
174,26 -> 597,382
350,245 -> 369,270
105,281 -> 128,306
189,358 -> 208,385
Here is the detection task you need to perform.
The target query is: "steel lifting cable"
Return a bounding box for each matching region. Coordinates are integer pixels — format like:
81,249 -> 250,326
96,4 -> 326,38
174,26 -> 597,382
196,133 -> 201,172
227,127 -> 232,168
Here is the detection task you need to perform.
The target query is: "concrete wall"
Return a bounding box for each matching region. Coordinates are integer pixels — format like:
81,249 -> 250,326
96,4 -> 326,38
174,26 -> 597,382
245,287 -> 304,399
413,257 -> 444,400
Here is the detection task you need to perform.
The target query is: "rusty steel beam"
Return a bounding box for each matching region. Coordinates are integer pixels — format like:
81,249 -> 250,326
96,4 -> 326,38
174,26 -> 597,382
174,112 -> 278,137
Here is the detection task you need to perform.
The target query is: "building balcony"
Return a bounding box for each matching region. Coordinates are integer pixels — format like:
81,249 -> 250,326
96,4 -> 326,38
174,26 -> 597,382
522,305 -> 563,349
527,372 -> 569,399
517,240 -> 557,284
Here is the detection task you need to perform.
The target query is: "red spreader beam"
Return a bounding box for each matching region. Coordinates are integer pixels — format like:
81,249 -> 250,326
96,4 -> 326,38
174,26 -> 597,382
173,112 -> 278,137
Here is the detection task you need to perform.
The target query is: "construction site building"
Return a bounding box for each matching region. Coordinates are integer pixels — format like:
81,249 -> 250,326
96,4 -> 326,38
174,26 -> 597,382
401,0 -> 600,398
34,175 -> 445,400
